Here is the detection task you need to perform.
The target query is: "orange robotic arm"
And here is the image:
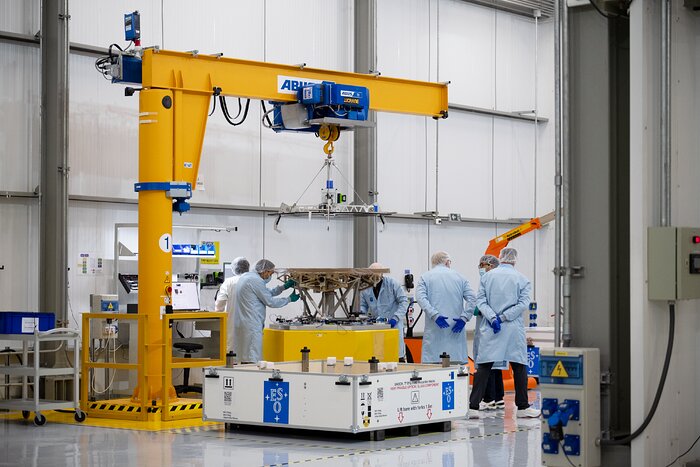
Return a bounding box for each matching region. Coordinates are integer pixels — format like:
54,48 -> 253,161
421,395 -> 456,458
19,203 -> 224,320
485,211 -> 555,257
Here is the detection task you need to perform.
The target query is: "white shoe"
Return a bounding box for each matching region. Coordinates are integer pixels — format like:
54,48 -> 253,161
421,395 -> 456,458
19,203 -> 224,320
479,401 -> 495,411
516,407 -> 541,418
494,400 -> 506,409
468,409 -> 480,419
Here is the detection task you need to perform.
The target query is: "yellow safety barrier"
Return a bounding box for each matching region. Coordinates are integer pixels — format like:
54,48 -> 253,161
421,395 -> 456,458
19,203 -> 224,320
81,313 -> 149,421
161,312 -> 226,421
81,311 -> 226,422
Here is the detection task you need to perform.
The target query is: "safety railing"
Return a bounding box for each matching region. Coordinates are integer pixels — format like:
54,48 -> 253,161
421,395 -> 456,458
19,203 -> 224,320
80,313 -> 149,421
161,312 -> 226,421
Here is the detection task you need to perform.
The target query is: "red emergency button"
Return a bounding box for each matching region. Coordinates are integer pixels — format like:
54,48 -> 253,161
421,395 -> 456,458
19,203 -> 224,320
693,236 -> 700,244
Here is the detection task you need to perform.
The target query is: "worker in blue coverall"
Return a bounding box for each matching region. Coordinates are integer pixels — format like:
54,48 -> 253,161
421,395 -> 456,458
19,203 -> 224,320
416,251 -> 476,363
468,248 -> 540,419
359,263 -> 409,361
473,254 -> 506,410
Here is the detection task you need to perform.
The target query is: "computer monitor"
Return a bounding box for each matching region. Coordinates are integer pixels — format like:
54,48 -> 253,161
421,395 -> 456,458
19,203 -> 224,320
223,262 -> 233,279
172,282 -> 200,311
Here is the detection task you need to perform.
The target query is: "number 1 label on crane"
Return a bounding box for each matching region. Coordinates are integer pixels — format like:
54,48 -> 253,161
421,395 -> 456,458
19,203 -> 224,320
159,233 -> 172,253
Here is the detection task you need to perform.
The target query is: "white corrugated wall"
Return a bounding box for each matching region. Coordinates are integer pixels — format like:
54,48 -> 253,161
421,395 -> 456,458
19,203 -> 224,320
0,0 -> 554,331
629,1 -> 700,465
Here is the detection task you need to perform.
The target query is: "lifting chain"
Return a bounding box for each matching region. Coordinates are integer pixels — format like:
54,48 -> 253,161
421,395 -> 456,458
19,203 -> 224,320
318,124 -> 340,156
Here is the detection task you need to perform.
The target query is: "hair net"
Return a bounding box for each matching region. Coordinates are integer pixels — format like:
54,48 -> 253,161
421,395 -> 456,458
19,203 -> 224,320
233,257 -> 250,275
499,248 -> 518,264
479,255 -> 500,268
430,251 -> 451,267
254,259 -> 276,274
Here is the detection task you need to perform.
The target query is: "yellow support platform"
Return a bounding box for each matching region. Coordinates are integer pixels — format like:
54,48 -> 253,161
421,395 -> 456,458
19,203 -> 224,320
1,408 -> 220,432
262,328 -> 399,362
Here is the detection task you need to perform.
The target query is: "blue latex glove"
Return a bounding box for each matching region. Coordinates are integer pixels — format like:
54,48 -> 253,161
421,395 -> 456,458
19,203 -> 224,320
473,307 -> 480,316
284,279 -> 297,289
389,318 -> 398,328
435,316 -> 450,329
452,318 -> 466,334
491,316 -> 502,334
289,292 -> 300,302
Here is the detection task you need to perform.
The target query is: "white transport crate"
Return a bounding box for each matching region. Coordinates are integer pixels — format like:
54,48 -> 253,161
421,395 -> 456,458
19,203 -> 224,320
202,360 -> 469,433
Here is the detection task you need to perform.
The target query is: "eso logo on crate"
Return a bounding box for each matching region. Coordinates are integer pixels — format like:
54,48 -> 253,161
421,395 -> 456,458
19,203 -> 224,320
527,346 -> 540,376
263,381 -> 290,424
442,381 -> 455,411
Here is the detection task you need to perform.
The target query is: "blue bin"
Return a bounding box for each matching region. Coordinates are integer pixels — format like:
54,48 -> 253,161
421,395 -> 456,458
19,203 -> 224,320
0,312 -> 56,334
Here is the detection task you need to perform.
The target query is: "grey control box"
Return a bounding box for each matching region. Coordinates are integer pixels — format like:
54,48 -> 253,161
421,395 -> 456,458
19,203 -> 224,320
648,227 -> 700,300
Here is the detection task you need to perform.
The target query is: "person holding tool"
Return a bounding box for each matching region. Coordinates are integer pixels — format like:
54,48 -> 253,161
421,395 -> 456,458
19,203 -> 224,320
233,259 -> 298,363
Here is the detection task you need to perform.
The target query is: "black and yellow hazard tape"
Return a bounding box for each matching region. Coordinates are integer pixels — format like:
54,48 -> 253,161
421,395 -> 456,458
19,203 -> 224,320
169,403 -> 203,412
88,402 -> 143,413
87,402 -> 203,414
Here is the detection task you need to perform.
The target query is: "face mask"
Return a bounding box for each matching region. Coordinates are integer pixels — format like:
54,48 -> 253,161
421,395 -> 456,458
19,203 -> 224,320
479,268 -> 486,276
264,276 -> 272,284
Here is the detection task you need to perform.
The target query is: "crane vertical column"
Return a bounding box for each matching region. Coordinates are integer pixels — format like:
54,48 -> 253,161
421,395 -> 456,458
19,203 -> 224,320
137,89 -> 174,401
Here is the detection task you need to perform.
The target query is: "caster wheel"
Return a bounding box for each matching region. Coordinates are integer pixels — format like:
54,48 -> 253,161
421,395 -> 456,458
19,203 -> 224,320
34,414 -> 46,426
74,411 -> 86,423
21,411 -> 30,420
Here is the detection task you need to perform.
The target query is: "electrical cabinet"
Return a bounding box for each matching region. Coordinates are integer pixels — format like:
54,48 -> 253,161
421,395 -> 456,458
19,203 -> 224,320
89,294 -> 119,339
540,348 -> 600,467
648,227 -> 700,300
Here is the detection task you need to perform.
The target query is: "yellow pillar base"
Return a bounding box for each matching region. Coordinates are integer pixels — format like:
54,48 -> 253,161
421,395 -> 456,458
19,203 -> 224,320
262,328 -> 399,362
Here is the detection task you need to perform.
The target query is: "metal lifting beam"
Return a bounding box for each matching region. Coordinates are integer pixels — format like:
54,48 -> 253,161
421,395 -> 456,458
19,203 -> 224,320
141,49 -> 449,118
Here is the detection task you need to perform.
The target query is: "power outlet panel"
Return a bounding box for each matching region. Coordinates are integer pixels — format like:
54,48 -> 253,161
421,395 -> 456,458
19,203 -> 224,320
540,348 -> 600,467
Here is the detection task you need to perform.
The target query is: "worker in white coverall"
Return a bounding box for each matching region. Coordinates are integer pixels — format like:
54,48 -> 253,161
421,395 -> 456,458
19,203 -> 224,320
215,257 -> 249,353
233,259 -> 298,363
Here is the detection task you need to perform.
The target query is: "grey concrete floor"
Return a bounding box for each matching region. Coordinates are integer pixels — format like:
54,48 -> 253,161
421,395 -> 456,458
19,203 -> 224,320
0,392 -> 543,467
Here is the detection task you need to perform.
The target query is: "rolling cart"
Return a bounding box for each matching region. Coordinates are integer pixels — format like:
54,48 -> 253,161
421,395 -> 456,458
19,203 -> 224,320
0,328 -> 85,426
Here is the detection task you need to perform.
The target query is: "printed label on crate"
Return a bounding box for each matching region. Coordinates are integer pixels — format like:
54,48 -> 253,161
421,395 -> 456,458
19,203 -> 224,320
442,381 -> 454,411
411,391 -> 420,404
389,379 -> 438,391
263,381 -> 289,424
223,376 -> 233,390
359,390 -> 373,427
21,317 -> 37,333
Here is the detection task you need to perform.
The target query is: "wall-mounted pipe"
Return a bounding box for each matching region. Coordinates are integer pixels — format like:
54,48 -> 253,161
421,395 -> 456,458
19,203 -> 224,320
554,0 -> 563,347
660,0 -> 671,227
561,0 -> 572,347
39,0 -> 70,367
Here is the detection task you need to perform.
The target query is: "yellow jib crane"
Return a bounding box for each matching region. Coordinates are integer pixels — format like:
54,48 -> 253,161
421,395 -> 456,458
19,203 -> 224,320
87,40 -> 448,421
